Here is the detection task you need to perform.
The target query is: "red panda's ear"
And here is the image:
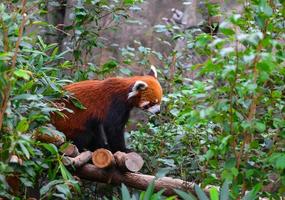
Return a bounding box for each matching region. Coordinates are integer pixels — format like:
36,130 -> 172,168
148,65 -> 158,79
128,80 -> 148,99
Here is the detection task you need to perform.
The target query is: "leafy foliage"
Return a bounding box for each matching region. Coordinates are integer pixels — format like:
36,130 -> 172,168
119,182 -> 176,200
129,0 -> 285,199
0,0 -> 140,199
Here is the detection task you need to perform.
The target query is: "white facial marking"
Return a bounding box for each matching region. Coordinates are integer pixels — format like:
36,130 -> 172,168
147,104 -> 160,114
155,99 -> 158,103
128,91 -> 138,99
128,80 -> 148,99
133,80 -> 148,91
139,101 -> 150,108
150,65 -> 158,78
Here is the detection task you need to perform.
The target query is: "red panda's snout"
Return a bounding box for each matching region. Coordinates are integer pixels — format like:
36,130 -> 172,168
128,66 -> 163,115
140,101 -> 161,114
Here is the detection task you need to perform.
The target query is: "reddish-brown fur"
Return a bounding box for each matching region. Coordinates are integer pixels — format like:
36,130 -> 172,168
51,75 -> 162,140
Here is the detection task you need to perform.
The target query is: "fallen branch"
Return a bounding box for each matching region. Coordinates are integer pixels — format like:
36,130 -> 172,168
75,164 -> 204,196
33,125 -> 65,146
62,151 -> 92,168
62,144 -> 79,157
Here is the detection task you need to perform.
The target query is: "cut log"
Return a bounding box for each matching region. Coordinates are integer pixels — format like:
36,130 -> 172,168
33,125 -> 65,146
62,144 -> 79,157
92,149 -> 144,172
114,151 -> 144,172
75,164 -> 205,196
9,155 -> 23,166
92,148 -> 115,168
62,151 -> 92,168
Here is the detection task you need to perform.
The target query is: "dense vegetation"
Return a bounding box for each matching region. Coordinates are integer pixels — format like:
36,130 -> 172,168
0,0 -> 284,199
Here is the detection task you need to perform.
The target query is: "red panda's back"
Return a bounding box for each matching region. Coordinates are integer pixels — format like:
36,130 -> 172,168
52,80 -> 110,139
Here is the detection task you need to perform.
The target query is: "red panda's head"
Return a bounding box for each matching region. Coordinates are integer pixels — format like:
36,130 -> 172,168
128,66 -> 163,114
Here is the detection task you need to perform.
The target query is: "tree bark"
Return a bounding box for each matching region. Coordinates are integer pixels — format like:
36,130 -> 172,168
62,151 -> 92,168
62,144 -> 79,157
75,164 -> 203,196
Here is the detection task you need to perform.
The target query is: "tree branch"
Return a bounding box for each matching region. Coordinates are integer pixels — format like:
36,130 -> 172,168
0,0 -> 27,131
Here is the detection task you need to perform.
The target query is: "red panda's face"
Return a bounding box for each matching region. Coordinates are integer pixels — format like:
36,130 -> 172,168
128,66 -> 163,114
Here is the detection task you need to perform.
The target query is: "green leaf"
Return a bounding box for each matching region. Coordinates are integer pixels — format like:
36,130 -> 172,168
121,184 -> 131,200
165,195 -> 178,200
53,193 -> 66,199
152,189 -> 166,199
143,180 -> 155,200
14,69 -> 32,80
16,118 -> 29,132
220,181 -> 230,200
20,177 -> 33,187
42,143 -> 58,155
13,94 -> 39,101
40,180 -> 64,196
257,59 -> 275,72
270,153 -> 285,170
272,90 -> 282,99
124,0 -> 135,5
209,187 -> 219,200
100,60 -> 118,74
55,184 -> 70,197
0,52 -> 13,61
174,189 -> 197,200
276,157 -> 285,170
194,184 -> 209,200
155,168 -> 170,178
59,163 -> 73,180
204,149 -> 214,161
70,97 -> 86,110
255,121 -> 266,132
259,0 -> 273,16
170,108 -> 180,117
37,36 -> 46,49
242,183 -> 261,200
220,27 -> 235,36
19,142 -> 30,159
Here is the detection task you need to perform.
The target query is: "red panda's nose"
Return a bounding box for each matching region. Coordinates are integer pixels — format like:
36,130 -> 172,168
154,109 -> 160,114
147,104 -> 161,114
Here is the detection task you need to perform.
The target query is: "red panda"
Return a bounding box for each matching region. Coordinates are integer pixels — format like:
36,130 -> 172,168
51,66 -> 163,153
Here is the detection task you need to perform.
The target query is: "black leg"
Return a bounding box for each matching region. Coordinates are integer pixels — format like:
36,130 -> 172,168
104,127 -> 128,153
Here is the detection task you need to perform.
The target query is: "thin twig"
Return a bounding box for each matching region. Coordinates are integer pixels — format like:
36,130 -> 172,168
0,0 -> 27,131
239,18 -> 269,198
168,52 -> 177,93
0,19 -> 9,52
231,35 -> 239,168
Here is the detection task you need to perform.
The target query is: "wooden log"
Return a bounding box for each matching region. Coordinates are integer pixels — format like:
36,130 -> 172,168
114,151 -> 144,172
61,144 -> 79,157
9,155 -> 23,165
92,148 -> 115,169
92,149 -> 144,172
33,125 -> 65,146
75,164 -> 204,196
62,151 -> 92,168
